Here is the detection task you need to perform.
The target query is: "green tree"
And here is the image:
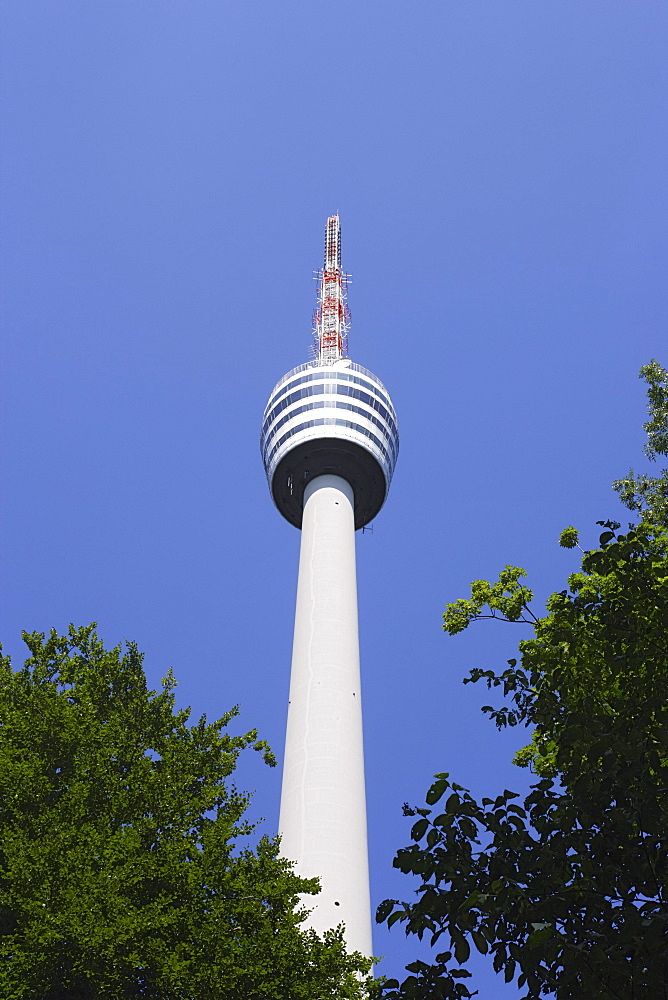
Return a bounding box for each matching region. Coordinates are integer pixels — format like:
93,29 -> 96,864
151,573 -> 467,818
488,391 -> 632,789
0,625 -> 376,999
378,363 -> 668,999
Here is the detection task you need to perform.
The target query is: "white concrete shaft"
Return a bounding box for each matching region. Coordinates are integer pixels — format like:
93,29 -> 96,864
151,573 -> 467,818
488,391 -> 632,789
279,474 -> 372,957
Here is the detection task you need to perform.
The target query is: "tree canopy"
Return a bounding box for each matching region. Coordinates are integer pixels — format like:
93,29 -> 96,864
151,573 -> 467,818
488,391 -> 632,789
0,625 -> 376,999
378,361 -> 668,999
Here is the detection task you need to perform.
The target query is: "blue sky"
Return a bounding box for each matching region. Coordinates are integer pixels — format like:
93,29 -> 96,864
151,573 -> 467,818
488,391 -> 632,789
2,1 -> 667,992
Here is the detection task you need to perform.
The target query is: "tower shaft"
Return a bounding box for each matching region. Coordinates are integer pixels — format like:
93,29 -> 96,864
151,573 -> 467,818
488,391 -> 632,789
278,474 -> 372,956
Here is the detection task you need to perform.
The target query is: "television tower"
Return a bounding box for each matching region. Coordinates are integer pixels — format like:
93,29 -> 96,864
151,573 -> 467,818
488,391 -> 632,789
261,216 -> 399,956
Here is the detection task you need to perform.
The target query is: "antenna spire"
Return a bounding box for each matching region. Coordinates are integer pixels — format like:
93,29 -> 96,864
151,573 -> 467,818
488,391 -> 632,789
312,214 -> 351,365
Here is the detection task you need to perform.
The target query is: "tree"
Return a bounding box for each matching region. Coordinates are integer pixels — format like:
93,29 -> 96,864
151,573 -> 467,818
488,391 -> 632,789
377,362 -> 668,1000
0,625 -> 377,999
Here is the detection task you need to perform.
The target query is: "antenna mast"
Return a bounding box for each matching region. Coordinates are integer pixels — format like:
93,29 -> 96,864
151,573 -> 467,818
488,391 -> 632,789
313,214 -> 351,365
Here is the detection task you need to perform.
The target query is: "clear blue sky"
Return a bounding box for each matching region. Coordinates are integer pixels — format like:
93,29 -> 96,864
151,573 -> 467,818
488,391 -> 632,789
2,1 -> 666,992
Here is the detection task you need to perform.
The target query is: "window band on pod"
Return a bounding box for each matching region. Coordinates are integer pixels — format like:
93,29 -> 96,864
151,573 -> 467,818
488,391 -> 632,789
262,382 -> 399,442
262,399 -> 398,464
265,417 -> 395,475
266,370 -> 395,415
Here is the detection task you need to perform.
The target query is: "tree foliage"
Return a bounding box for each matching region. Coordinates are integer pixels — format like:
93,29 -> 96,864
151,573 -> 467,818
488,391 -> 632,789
378,363 -> 668,999
613,359 -> 668,523
0,625 -> 376,999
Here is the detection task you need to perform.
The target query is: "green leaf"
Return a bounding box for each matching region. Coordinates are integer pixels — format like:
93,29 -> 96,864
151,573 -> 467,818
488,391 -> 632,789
376,898 -> 396,924
426,827 -> 440,848
426,778 -> 448,805
471,930 -> 488,954
411,818 -> 429,841
452,933 -> 470,964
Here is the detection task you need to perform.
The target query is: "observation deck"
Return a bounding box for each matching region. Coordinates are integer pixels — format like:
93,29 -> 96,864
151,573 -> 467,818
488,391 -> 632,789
261,358 -> 399,530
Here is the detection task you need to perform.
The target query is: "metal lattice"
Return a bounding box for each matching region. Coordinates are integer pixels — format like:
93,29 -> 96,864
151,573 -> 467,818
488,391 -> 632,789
311,215 -> 351,365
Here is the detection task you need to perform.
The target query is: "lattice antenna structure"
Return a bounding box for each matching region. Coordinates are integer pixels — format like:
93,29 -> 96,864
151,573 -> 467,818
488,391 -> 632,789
312,214 -> 352,365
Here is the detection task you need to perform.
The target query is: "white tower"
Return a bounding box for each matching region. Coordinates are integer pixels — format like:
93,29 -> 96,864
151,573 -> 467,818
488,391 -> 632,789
261,216 -> 399,956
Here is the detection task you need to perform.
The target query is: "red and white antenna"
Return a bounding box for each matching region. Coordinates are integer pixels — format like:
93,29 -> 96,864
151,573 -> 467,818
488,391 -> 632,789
312,214 -> 351,365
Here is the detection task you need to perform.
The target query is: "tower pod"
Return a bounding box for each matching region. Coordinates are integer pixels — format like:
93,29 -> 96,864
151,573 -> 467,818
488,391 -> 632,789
261,358 -> 398,529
